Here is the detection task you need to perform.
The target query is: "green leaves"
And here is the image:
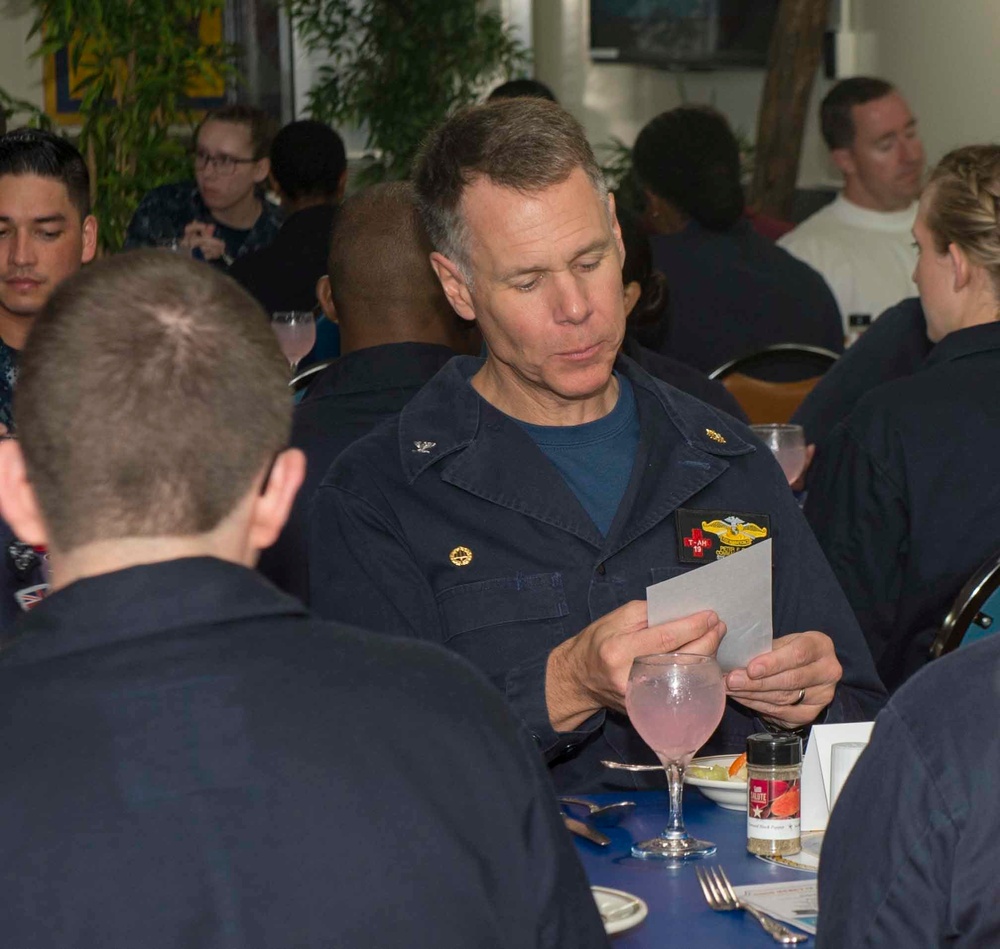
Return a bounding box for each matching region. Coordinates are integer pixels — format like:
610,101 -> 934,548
286,0 -> 528,181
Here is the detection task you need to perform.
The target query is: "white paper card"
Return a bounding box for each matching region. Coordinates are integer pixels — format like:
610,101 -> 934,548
646,539 -> 772,672
732,881 -> 818,936
801,722 -> 874,832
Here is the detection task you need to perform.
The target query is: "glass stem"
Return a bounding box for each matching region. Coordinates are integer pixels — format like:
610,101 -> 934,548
663,761 -> 687,840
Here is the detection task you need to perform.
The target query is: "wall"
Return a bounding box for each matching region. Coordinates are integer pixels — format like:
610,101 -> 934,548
855,0 -> 1000,166
0,1 -> 44,112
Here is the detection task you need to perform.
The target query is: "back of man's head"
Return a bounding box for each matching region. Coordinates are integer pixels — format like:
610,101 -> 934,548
412,98 -> 606,277
325,181 -> 456,340
632,105 -> 744,231
0,128 -> 91,219
820,77 -> 896,150
487,78 -> 557,103
270,120 -> 347,203
15,251 -> 290,553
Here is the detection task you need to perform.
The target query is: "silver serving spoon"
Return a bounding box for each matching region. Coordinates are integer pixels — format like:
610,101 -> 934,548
559,796 -> 636,826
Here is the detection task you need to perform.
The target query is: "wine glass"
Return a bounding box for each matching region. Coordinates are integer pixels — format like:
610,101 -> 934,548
625,653 -> 726,861
271,311 -> 317,374
750,423 -> 807,485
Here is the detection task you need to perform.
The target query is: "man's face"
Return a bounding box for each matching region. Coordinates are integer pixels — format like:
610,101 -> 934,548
0,173 -> 98,325
433,168 -> 626,422
194,120 -> 269,215
834,92 -> 925,211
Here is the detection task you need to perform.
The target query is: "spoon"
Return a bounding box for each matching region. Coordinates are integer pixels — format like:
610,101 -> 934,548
600,759 -> 664,772
559,796 -> 636,826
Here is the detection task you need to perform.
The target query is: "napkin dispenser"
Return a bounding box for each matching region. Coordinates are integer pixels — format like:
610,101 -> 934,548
801,722 -> 874,832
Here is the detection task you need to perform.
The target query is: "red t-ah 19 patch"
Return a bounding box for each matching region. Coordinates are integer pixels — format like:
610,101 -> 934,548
677,508 -> 771,563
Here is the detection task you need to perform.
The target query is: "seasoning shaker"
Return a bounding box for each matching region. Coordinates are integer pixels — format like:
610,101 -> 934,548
746,732 -> 802,856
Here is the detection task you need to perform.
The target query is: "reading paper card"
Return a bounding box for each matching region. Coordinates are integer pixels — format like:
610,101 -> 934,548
646,539 -> 772,672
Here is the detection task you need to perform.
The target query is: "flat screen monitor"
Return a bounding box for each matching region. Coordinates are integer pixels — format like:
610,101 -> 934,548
591,0 -> 780,70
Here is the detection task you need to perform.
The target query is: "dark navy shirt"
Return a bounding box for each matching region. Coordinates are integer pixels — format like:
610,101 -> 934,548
792,297 -> 932,449
257,342 -> 458,601
0,558 -> 607,949
309,354 -> 886,793
805,320 -> 1000,692
123,181 -> 282,266
650,219 -> 844,377
0,337 -> 17,431
517,375 -> 639,536
818,634 -> 1000,948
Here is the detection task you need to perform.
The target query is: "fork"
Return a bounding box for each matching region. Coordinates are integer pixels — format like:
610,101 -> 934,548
695,866 -> 808,944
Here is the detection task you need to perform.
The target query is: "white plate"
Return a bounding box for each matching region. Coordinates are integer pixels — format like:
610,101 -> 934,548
684,754 -> 747,811
591,885 -> 648,935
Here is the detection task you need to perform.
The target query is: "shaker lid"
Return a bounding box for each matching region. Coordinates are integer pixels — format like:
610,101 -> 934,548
746,732 -> 802,766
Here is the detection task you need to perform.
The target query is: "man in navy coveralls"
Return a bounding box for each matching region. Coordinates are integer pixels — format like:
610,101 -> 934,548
309,99 -> 886,793
0,251 -> 607,949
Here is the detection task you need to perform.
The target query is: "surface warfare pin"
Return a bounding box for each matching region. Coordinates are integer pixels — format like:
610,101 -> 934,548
676,508 -> 771,563
412,441 -> 436,454
449,546 -> 473,567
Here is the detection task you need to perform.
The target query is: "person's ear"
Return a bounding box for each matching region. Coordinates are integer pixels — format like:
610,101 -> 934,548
623,280 -> 642,318
316,275 -> 337,323
248,448 -> 306,554
830,147 -> 856,179
268,172 -> 285,202
81,215 -> 99,264
253,157 -> 271,187
335,168 -> 348,203
429,252 -> 476,323
948,242 -> 972,292
0,439 -> 49,549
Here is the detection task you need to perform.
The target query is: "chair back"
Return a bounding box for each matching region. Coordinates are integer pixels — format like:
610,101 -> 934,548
931,549 -> 1000,658
708,344 -> 839,424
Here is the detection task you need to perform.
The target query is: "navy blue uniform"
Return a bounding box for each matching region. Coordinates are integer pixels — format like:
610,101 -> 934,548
818,634 -> 1000,948
258,342 -> 457,600
792,296 -> 932,448
805,320 -> 1000,692
649,219 -> 844,377
309,355 -> 885,793
0,557 -> 607,949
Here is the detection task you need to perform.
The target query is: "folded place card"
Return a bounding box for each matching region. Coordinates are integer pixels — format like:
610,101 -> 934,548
646,539 -> 773,673
801,722 -> 875,832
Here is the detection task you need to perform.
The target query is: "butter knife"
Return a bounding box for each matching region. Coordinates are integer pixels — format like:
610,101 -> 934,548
563,815 -> 610,846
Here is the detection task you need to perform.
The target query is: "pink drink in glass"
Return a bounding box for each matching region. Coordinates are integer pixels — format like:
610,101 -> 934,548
271,313 -> 316,370
774,444 -> 807,483
626,677 -> 726,765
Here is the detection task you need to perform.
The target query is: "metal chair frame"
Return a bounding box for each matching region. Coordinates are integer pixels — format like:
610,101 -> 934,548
931,549 -> 1000,659
707,343 -> 840,381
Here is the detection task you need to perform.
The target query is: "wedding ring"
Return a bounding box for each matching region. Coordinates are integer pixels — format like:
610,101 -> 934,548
791,688 -> 806,706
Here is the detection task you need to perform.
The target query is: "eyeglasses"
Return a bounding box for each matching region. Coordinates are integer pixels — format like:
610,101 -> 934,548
193,149 -> 258,175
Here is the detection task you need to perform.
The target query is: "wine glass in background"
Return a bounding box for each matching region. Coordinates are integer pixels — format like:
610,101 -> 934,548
750,423 -> 807,485
625,653 -> 726,861
271,311 -> 317,374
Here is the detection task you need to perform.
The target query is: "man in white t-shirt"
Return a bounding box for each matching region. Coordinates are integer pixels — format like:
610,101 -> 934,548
779,77 -> 925,329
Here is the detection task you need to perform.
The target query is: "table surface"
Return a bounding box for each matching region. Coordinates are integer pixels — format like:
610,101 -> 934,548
571,789 -> 818,946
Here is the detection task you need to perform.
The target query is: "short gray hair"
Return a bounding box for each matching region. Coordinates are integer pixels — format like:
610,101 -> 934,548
413,98 -> 607,280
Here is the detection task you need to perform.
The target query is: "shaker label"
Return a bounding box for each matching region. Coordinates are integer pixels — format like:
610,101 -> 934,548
747,777 -> 800,841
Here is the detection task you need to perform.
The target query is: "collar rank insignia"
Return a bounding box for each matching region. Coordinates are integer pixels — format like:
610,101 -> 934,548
15,582 -> 48,612
676,508 -> 771,563
7,541 -> 40,580
412,441 -> 436,454
705,428 -> 726,444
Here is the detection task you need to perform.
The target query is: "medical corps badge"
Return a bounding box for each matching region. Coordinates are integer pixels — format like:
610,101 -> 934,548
676,508 -> 771,563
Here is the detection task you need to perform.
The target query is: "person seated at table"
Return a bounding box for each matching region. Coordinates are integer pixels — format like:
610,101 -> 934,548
790,295 -> 932,466
614,204 -> 748,422
230,120 -> 347,360
806,144 -> 1000,692
817,631 -> 1000,947
308,97 -> 886,794
0,128 -> 98,430
632,105 -> 844,378
124,105 -> 281,269
0,251 -> 607,949
257,181 -> 477,601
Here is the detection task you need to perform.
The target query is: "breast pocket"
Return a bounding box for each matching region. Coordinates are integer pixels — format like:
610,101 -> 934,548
436,573 -> 569,685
